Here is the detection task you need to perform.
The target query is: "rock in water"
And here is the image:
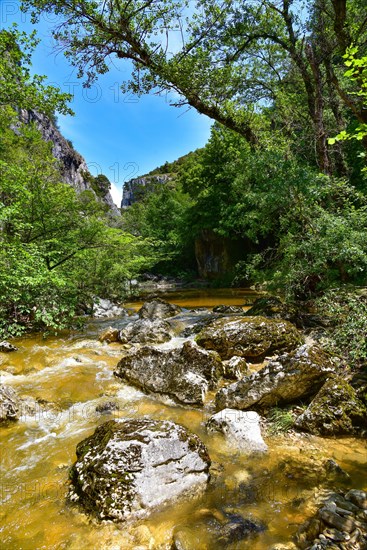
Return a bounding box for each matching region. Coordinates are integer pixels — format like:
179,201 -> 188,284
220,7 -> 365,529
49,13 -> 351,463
0,341 -> 18,352
118,318 -> 173,344
0,384 -> 20,422
294,375 -> 367,436
196,316 -> 303,361
68,418 -> 211,522
216,344 -> 335,411
206,409 -> 268,453
138,298 -> 181,320
114,341 -> 223,405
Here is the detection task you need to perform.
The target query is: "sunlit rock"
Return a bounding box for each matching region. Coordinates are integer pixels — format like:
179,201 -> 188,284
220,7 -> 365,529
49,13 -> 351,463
196,316 -> 303,361
0,384 -> 20,422
118,318 -> 174,344
0,341 -> 18,352
138,297 -> 182,320
216,344 -> 335,411
68,418 -> 210,522
295,375 -> 367,436
114,341 -> 223,405
206,409 -> 268,453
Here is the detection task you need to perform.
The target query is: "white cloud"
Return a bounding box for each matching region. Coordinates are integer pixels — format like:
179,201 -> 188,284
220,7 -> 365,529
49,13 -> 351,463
110,182 -> 122,207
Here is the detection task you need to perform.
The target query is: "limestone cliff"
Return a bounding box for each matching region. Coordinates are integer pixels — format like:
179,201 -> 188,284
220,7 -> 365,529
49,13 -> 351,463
121,174 -> 171,208
20,109 -> 120,215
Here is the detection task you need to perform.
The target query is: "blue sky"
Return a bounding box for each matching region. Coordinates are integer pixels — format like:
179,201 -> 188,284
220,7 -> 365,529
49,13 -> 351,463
1,1 -> 212,205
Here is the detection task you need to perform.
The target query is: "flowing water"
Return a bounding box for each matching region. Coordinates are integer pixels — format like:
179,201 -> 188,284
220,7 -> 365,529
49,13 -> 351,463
0,289 -> 366,550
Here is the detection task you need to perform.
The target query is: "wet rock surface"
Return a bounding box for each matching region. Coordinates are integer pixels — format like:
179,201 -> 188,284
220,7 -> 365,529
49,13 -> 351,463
222,356 -> 249,380
196,315 -> 303,361
118,318 -> 174,344
93,298 -> 127,318
138,298 -> 182,320
0,341 -> 18,352
206,409 -> 268,453
0,384 -> 20,422
69,418 -> 211,522
216,344 -> 335,411
295,375 -> 367,436
172,510 -> 266,549
114,341 -> 223,405
212,305 -> 245,315
296,490 -> 367,549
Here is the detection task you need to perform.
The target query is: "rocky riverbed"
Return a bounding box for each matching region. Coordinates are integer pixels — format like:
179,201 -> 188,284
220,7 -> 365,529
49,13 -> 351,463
0,288 -> 366,549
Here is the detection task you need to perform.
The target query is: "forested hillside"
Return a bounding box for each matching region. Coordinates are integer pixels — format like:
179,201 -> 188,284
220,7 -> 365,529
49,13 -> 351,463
1,0 -> 367,353
0,28 -> 158,337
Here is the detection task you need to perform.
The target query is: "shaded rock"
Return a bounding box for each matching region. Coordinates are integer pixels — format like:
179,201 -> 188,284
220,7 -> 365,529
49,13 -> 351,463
216,344 -> 335,411
245,296 -> 329,330
99,327 -> 120,343
222,356 -> 249,380
345,490 -> 367,510
118,318 -> 173,344
93,298 -> 127,318
0,384 -> 20,422
138,298 -> 181,320
245,296 -> 295,320
114,341 -> 223,405
295,491 -> 367,549
319,508 -> 356,533
95,401 -> 120,414
196,316 -> 303,361
172,512 -> 265,550
68,418 -> 210,522
212,305 -> 244,315
217,514 -> 266,546
0,341 -> 18,352
295,376 -> 367,436
206,409 -> 268,453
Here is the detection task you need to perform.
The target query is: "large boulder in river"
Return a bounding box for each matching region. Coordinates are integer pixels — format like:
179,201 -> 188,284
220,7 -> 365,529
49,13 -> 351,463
196,316 -> 303,361
138,298 -> 181,320
69,418 -> 210,522
0,384 -> 20,422
118,318 -> 173,344
206,409 -> 268,454
114,341 -> 223,405
216,344 -> 335,411
294,375 -> 367,436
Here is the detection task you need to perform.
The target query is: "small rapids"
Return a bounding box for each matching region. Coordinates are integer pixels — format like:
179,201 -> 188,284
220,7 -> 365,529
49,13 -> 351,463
0,289 -> 366,549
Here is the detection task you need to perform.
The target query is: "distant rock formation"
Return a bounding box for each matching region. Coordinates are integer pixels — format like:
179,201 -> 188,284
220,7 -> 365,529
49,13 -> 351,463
19,109 -> 120,215
121,174 -> 171,208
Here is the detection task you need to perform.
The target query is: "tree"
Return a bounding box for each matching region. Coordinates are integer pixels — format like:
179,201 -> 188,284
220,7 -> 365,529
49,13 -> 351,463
21,0 -> 367,172
0,26 -> 72,116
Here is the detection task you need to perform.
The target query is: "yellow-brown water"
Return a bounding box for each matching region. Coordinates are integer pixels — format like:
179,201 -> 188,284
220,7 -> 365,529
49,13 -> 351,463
1,289 -> 366,549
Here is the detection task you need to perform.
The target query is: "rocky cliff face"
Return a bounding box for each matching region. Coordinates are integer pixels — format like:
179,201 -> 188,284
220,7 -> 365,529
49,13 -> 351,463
121,174 -> 171,208
20,109 -> 120,215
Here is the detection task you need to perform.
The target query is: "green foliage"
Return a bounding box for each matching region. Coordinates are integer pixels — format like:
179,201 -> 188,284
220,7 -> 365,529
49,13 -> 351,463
0,25 -> 72,116
329,47 -> 367,169
91,174 -> 111,198
315,289 -> 367,368
0,115 -> 158,337
121,181 -> 196,275
267,407 -> 295,435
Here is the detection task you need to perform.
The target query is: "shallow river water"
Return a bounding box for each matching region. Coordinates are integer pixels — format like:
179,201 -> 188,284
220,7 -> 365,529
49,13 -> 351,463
0,288 -> 366,550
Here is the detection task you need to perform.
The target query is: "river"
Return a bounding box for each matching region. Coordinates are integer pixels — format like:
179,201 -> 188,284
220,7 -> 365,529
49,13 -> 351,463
1,288 -> 366,549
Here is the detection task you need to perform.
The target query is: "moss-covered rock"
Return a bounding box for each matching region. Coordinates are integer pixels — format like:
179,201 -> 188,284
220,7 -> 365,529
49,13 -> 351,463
196,316 -> 303,361
118,318 -> 173,344
138,298 -> 181,320
294,375 -> 367,436
216,344 -> 335,411
114,341 -> 223,405
68,418 -> 211,522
